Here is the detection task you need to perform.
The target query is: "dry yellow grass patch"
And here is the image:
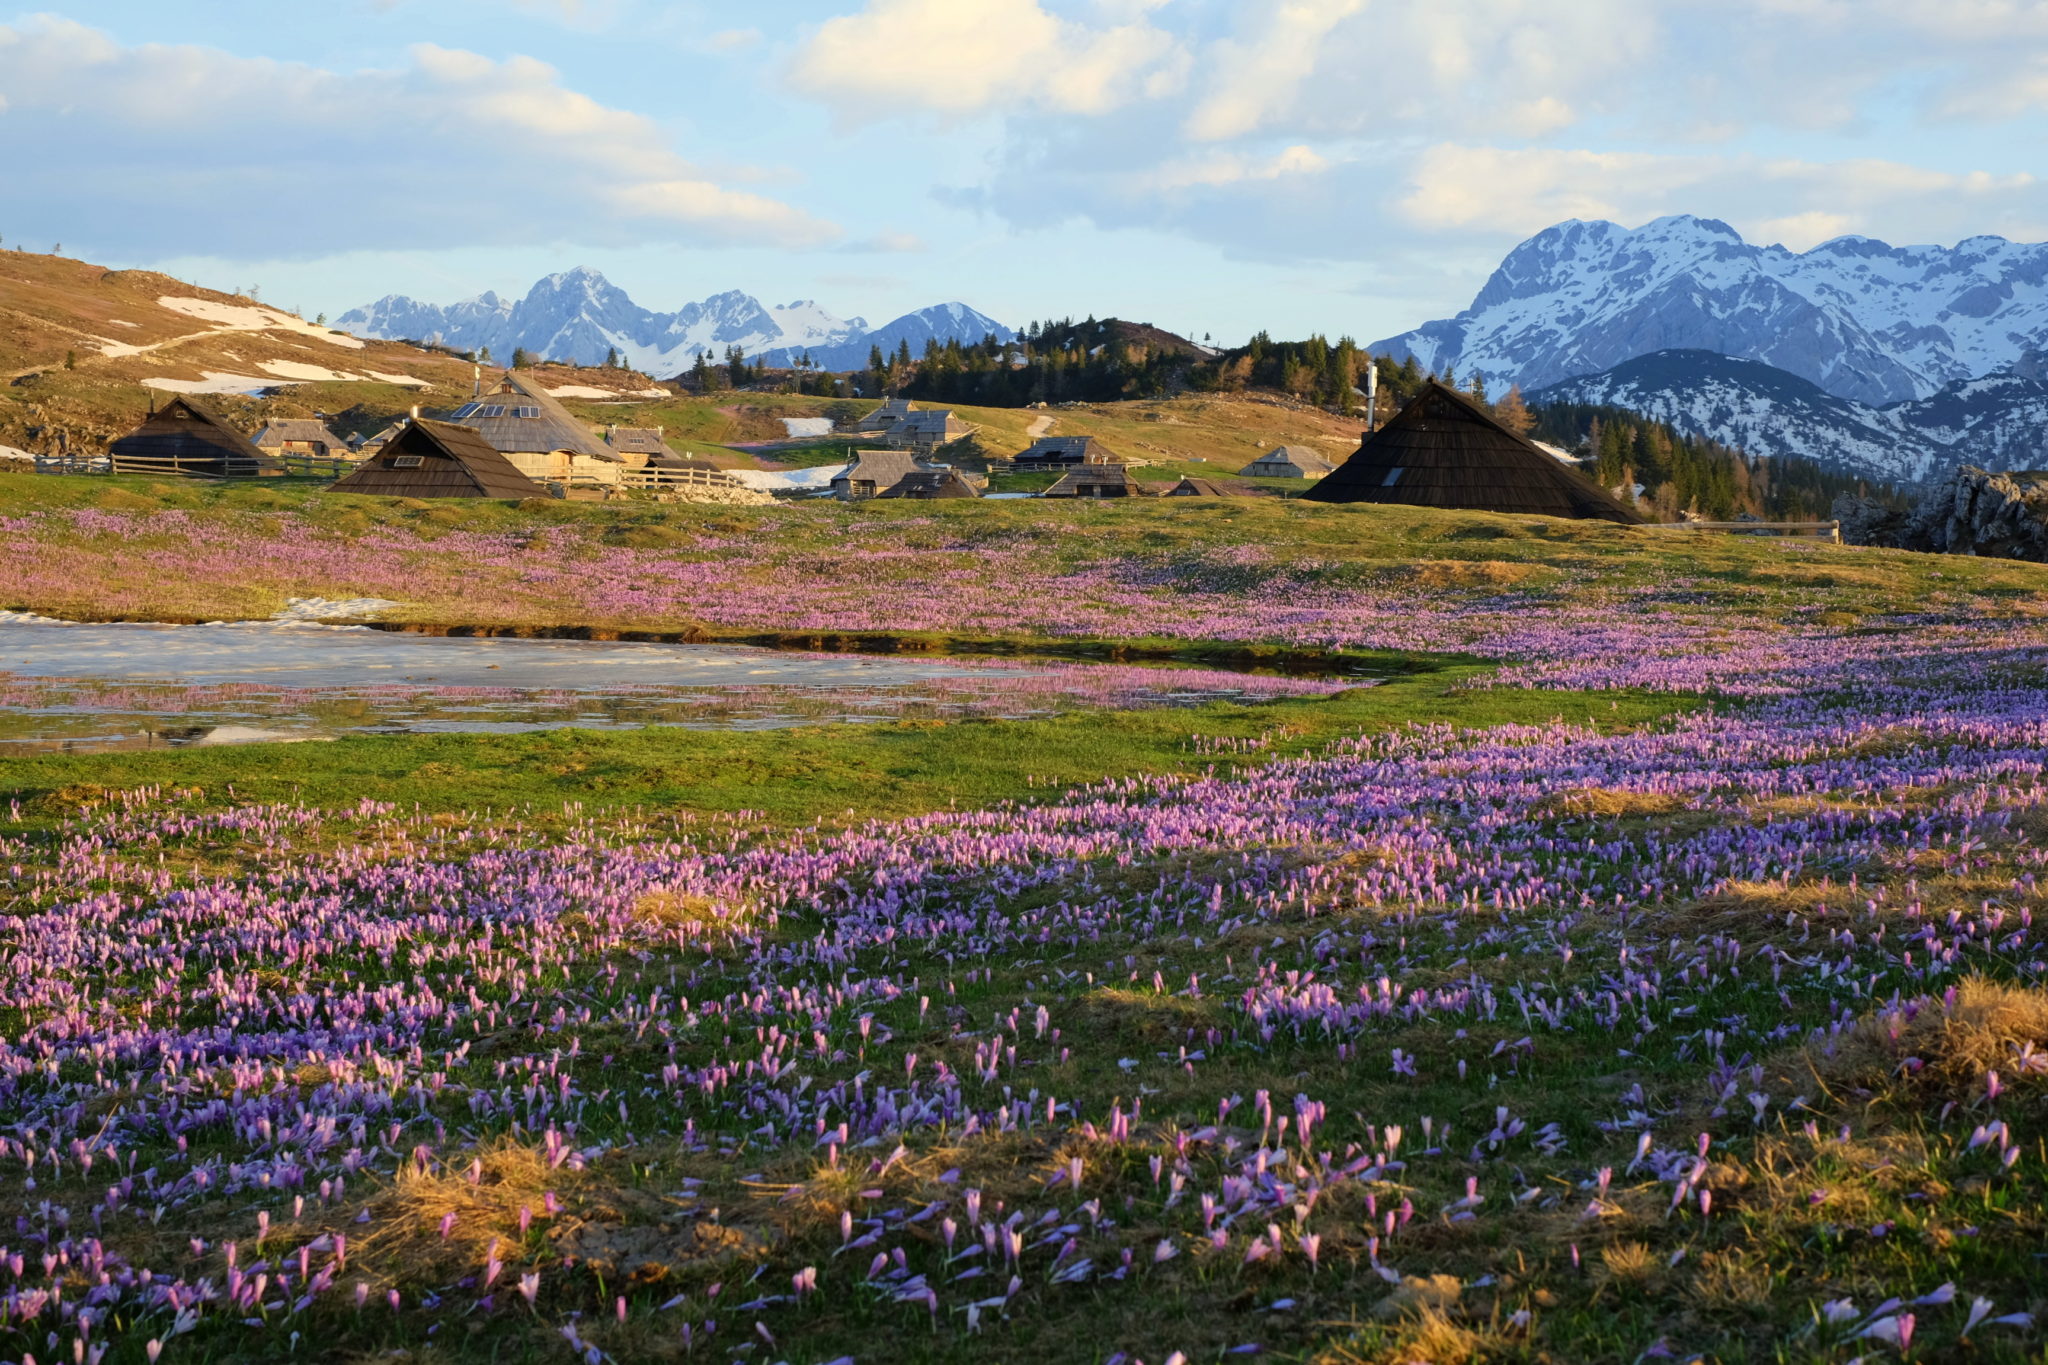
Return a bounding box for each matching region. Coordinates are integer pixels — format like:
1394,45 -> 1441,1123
1542,787 -> 1691,819
360,1140 -> 573,1275
1797,978 -> 2048,1103
1405,559 -> 1540,590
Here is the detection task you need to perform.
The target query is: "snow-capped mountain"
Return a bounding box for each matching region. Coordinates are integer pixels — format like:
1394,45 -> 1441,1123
1372,216 -> 2048,404
755,302 -> 1014,371
336,268 -> 1013,376
1531,349 -> 2048,485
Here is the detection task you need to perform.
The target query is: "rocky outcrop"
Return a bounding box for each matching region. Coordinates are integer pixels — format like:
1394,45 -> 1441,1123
1835,465 -> 2048,559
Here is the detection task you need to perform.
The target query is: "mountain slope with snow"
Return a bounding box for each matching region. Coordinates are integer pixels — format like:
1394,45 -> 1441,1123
1531,349 -> 2048,484
1373,216 -> 2048,404
337,269 -> 1012,377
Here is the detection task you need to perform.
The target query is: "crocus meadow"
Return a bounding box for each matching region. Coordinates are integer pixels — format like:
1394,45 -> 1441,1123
2,503 -> 2047,1362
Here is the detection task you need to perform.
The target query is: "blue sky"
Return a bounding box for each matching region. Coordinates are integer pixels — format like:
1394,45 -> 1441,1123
7,1 -> 2046,345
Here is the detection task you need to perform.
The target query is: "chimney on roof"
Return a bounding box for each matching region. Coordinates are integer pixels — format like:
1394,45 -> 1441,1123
473,363 -> 481,399
409,405 -> 421,421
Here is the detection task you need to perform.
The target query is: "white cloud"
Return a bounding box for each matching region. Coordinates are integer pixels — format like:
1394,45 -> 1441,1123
1397,143 -> 2043,248
786,0 -> 1181,119
0,16 -> 838,258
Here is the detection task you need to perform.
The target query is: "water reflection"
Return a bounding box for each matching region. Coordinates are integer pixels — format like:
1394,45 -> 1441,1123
1,621 -> 1358,752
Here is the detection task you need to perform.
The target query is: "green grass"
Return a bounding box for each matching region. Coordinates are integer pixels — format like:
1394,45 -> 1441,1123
0,669 -> 1685,828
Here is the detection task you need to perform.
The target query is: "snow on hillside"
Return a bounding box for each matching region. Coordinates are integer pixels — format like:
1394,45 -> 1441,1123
1374,215 -> 2048,404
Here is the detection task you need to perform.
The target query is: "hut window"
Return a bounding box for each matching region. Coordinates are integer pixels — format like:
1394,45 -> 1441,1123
1381,467 -> 1405,487
391,455 -> 424,468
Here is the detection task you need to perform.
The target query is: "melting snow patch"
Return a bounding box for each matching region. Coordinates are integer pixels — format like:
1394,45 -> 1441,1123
144,373 -> 281,395
273,597 -> 402,622
725,465 -> 840,492
546,385 -> 620,399
367,371 -> 431,388
0,445 -> 36,465
781,417 -> 834,438
0,609 -> 72,625
156,295 -> 366,349
260,360 -> 358,382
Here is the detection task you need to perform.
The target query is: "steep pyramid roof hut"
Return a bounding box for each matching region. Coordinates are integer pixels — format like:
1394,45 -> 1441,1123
329,419 -> 546,499
879,468 -> 981,499
1165,476 -> 1247,497
109,396 -> 271,477
1303,382 -> 1642,523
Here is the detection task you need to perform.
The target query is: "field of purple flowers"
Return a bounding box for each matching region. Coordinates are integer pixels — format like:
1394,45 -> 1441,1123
4,481 -> 2048,1363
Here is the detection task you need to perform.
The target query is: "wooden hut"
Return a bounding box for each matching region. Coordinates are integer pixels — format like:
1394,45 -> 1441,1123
604,426 -> 677,469
849,398 -> 914,433
832,450 -> 927,500
446,372 -> 625,486
879,468 -> 981,499
883,409 -> 973,454
1014,435 -> 1118,470
328,419 -> 545,499
1303,381 -> 1643,523
248,418 -> 354,461
1165,476 -> 1248,497
1044,464 -> 1147,498
108,396 -> 272,477
1241,445 -> 1335,479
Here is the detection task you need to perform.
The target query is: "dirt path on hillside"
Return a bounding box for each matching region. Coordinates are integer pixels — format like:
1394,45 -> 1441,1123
1025,414 -> 1054,439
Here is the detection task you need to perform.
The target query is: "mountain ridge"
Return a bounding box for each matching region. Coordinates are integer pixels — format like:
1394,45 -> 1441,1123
1530,348 -> 2048,485
336,268 -> 1013,377
1372,215 -> 2048,404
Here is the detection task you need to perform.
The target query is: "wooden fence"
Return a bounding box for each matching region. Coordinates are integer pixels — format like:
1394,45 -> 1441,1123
1648,520 -> 1842,543
42,452 -> 359,480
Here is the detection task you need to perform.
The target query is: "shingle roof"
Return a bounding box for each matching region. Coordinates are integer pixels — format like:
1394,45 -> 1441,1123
109,396 -> 270,475
448,372 -> 621,461
1165,476 -> 1244,496
1302,381 -> 1643,523
853,398 -> 915,431
248,418 -> 353,453
329,419 -> 546,499
1241,445 -> 1336,477
879,468 -> 981,499
1015,435 -> 1118,466
1044,464 -> 1147,497
607,427 -> 675,458
833,449 -> 927,494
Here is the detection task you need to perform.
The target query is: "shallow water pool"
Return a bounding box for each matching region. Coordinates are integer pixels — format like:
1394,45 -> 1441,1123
0,620 -> 1357,751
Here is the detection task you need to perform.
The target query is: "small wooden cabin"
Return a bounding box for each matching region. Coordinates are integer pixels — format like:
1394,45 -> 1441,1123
248,418 -> 354,461
879,468 -> 981,499
1014,435 -> 1119,470
1044,464 -> 1147,498
328,419 -> 546,499
1241,445 -> 1335,479
883,409 -> 973,454
832,450 -> 927,500
108,396 -> 272,478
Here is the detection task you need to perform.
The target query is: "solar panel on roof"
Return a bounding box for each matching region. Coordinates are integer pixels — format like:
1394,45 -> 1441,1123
513,406 -> 540,418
